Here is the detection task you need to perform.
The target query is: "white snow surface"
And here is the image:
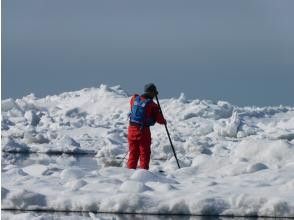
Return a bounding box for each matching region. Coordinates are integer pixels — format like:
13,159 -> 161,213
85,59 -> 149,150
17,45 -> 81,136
1,84 -> 294,217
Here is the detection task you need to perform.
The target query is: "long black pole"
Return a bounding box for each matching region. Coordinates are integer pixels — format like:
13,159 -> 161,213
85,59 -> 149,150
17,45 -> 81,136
155,95 -> 181,169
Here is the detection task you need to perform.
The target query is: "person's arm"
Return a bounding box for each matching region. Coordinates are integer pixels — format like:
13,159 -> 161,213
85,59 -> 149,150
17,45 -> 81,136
153,103 -> 166,125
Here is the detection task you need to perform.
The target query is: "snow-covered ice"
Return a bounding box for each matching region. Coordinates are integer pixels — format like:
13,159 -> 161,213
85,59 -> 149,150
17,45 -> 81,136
1,84 -> 294,217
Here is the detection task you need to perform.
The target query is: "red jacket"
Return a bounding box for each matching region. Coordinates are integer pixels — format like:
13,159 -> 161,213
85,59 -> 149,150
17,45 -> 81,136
128,94 -> 166,141
129,94 -> 166,126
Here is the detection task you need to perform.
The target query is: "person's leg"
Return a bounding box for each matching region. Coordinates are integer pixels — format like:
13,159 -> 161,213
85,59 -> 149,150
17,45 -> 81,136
127,126 -> 142,169
139,142 -> 151,170
139,130 -> 151,170
127,140 -> 140,169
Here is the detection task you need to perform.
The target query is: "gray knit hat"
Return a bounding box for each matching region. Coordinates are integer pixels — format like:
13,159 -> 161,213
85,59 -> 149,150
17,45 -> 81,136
144,83 -> 158,94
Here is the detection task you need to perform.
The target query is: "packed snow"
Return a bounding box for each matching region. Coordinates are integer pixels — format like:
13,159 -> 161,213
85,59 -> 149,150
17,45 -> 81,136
1,84 -> 294,217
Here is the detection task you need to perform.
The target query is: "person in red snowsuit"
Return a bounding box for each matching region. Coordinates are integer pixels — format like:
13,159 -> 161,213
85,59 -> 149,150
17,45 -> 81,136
127,83 -> 166,170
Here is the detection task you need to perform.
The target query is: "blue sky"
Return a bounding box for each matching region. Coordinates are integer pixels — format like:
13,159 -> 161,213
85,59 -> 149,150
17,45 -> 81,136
2,0 -> 294,106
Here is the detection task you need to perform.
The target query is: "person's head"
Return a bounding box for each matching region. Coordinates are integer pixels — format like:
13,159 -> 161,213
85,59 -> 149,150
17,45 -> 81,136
144,83 -> 158,98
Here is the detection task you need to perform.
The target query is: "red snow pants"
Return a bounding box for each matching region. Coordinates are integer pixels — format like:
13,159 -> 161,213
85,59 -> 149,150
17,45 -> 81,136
127,125 -> 151,170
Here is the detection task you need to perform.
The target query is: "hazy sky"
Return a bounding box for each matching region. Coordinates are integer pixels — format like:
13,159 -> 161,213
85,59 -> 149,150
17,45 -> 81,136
2,0 -> 294,106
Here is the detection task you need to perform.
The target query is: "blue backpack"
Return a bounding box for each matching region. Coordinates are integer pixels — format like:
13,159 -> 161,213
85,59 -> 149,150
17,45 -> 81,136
129,96 -> 155,127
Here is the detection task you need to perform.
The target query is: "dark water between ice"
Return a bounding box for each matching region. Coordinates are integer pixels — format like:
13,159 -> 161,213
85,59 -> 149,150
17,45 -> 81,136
1,210 -> 279,220
0,153 -> 284,220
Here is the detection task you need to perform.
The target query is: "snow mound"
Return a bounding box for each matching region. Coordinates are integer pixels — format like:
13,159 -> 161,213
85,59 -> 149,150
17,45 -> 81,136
130,169 -> 178,184
60,167 -> 85,180
119,180 -> 152,193
246,162 -> 268,173
3,189 -> 47,209
22,164 -> 48,177
65,179 -> 88,191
